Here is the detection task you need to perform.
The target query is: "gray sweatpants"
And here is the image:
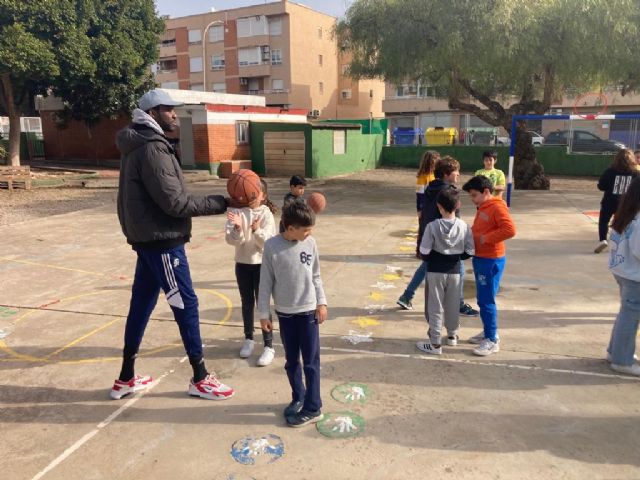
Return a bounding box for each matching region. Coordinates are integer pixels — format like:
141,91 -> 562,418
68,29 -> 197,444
426,272 -> 461,345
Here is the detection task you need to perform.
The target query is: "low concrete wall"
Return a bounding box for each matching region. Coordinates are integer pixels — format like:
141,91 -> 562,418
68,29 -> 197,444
380,146 -> 613,176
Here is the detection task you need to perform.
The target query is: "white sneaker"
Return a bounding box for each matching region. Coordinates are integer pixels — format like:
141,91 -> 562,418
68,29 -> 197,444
239,339 -> 255,358
473,338 -> 500,356
468,332 -> 499,345
468,332 -> 486,344
446,335 -> 458,346
257,346 -> 275,366
610,363 -> 640,376
594,240 -> 608,253
607,353 -> 638,362
416,340 -> 442,355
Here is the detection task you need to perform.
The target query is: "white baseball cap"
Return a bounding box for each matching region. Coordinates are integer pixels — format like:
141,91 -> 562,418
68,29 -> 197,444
138,89 -> 184,111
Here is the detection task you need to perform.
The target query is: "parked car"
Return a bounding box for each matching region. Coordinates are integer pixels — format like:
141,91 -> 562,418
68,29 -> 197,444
497,130 -> 544,146
544,130 -> 625,153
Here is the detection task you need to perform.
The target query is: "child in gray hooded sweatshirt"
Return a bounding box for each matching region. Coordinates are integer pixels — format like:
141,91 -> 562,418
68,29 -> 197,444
417,187 -> 475,355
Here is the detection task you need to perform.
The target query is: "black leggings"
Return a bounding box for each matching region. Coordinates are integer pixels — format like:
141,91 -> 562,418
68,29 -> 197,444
598,203 -> 617,242
235,263 -> 273,347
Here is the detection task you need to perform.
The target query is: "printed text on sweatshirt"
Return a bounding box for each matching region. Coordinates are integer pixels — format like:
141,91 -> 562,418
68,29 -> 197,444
471,198 -> 516,258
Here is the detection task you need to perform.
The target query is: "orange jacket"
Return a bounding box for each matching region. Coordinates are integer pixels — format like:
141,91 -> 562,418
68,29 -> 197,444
471,198 -> 516,258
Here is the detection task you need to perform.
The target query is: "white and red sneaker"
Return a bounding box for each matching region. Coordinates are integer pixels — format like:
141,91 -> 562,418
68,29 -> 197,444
188,373 -> 235,400
110,374 -> 153,400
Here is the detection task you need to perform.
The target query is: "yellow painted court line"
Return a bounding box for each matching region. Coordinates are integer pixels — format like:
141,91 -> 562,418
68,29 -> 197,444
45,318 -> 121,359
368,292 -> 386,301
397,246 -> 414,252
0,257 -> 106,277
0,288 -> 234,365
350,316 -> 381,328
381,273 -> 401,281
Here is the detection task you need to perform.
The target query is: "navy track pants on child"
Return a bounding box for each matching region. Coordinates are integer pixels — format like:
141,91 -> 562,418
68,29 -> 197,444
277,311 -> 322,412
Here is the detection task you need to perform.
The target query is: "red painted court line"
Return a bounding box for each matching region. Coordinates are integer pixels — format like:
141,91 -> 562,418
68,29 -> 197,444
38,299 -> 61,309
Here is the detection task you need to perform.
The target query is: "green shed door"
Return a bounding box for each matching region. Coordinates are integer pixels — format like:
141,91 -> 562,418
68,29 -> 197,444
264,131 -> 305,176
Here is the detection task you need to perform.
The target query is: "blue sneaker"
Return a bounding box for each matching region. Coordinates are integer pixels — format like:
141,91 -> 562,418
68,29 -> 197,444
283,400 -> 303,418
397,295 -> 413,310
459,303 -> 479,316
287,409 -> 323,428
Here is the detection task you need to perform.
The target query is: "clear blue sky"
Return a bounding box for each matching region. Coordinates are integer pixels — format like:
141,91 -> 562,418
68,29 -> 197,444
155,0 -> 350,18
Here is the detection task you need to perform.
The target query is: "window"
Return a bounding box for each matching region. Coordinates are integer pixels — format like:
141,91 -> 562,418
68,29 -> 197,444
318,54 -> 323,66
396,85 -> 406,97
160,38 -> 176,47
211,54 -> 225,70
190,83 -> 204,91
333,130 -> 346,155
317,27 -> 323,39
190,57 -> 203,73
188,29 -> 202,44
158,58 -> 177,72
161,81 -> 179,89
269,17 -> 282,36
271,49 -> 282,65
212,82 -> 226,92
272,79 -> 284,91
209,25 -> 224,42
319,82 -> 324,95
238,47 -> 261,66
341,89 -> 352,99
341,64 -> 349,75
236,121 -> 250,145
237,16 -> 268,37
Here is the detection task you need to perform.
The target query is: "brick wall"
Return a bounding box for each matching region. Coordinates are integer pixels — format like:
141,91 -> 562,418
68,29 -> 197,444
41,111 -> 129,161
193,123 -> 251,167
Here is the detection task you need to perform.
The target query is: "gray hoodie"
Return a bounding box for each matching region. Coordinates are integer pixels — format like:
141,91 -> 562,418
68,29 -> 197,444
420,217 -> 475,256
419,217 -> 475,274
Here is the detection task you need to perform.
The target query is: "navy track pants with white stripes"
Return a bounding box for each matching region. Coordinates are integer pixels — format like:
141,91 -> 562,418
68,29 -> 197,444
124,245 -> 203,360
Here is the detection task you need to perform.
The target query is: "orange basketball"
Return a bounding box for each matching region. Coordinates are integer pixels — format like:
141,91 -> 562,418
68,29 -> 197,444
307,192 -> 326,214
227,169 -> 261,206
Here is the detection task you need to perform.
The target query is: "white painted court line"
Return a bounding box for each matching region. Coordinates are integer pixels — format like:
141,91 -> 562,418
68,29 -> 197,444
317,344 -> 640,382
222,337 -> 640,382
31,361 -> 183,480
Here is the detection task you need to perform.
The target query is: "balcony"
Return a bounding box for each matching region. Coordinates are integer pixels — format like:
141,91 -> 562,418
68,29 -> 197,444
382,95 -> 451,114
237,34 -> 271,49
238,62 -> 271,78
159,40 -> 177,59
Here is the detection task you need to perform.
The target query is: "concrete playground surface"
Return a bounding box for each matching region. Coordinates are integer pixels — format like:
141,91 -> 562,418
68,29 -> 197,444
1,169 -> 638,480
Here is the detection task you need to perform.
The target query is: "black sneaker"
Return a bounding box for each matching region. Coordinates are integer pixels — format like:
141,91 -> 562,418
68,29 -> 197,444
459,303 -> 479,316
286,409 -> 323,428
283,400 -> 304,418
396,295 -> 413,310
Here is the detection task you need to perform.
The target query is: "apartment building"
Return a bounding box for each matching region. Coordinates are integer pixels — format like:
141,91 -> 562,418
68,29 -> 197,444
155,0 -> 384,120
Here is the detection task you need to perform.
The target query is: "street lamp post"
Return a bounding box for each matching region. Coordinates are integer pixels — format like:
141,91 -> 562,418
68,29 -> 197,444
202,20 -> 224,92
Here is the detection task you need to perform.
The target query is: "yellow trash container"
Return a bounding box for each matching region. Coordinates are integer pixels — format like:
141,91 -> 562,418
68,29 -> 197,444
425,127 -> 458,145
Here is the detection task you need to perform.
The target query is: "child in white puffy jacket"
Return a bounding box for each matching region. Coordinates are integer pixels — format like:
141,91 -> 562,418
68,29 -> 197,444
226,178 -> 277,366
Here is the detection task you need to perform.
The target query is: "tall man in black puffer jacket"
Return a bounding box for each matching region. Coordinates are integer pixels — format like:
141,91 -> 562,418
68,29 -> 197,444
111,89 -> 234,401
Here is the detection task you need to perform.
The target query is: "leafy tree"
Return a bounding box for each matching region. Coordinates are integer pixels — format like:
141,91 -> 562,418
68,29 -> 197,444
0,0 -> 163,166
338,0 -> 640,189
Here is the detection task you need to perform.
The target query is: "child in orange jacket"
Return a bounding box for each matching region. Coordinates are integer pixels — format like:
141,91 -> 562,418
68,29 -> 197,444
462,175 -> 516,356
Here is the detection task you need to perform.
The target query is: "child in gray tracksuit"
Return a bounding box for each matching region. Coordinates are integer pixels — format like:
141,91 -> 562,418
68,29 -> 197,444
416,187 -> 474,355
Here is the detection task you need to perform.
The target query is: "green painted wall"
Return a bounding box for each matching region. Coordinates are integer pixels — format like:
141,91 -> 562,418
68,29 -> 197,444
380,146 -> 613,176
319,118 -> 389,144
249,123 -> 312,176
310,129 -> 383,178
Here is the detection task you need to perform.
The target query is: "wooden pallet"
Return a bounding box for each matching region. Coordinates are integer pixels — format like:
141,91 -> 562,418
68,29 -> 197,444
0,166 -> 32,190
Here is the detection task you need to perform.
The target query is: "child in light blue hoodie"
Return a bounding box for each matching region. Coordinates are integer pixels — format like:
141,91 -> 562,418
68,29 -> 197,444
607,176 -> 640,376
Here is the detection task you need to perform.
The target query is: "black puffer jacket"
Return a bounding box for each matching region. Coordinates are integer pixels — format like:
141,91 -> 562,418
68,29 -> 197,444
116,125 -> 227,249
